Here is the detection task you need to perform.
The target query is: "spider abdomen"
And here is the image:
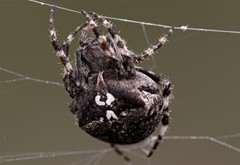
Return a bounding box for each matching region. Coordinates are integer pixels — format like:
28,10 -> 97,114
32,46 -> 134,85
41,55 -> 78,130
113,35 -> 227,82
70,71 -> 163,144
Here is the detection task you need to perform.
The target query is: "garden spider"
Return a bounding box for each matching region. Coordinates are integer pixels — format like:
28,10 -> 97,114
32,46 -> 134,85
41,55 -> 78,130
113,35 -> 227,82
49,8 -> 173,162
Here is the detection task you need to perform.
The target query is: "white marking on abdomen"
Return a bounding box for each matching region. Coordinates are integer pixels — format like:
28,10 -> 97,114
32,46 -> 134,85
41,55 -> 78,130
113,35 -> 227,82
95,95 -> 105,106
106,92 -> 115,105
106,110 -> 118,120
94,93 -> 115,106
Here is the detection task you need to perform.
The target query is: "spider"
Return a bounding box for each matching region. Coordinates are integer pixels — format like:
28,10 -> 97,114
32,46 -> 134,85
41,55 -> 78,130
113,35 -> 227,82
49,8 -> 173,162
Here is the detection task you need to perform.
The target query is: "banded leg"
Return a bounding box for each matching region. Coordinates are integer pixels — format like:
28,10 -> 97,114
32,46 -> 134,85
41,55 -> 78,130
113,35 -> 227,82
135,28 -> 173,63
111,144 -> 130,162
81,11 -> 119,58
87,11 -> 128,52
147,78 -> 172,158
49,8 -> 89,97
87,11 -> 136,77
49,8 -> 73,74
87,11 -> 135,59
62,21 -> 89,56
50,8 -> 90,63
94,18 -> 173,75
82,11 -> 128,77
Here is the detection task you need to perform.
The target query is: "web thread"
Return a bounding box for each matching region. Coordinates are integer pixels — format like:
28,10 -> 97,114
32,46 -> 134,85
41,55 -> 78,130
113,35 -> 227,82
0,0 -> 240,164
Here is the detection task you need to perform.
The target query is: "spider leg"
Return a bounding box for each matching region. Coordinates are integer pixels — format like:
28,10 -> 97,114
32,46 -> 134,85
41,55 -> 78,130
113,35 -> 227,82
87,11 -> 136,77
62,21 -> 89,57
49,8 -> 88,97
96,72 -> 108,95
81,11 -> 113,57
147,80 -> 172,158
111,144 -> 130,162
49,8 -> 73,73
135,66 -> 163,84
135,28 -> 173,63
147,107 -> 170,157
82,11 -> 128,77
87,11 -> 130,55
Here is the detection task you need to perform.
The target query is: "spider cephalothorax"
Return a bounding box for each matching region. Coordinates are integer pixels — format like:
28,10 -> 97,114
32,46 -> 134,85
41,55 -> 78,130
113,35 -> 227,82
50,8 -> 173,161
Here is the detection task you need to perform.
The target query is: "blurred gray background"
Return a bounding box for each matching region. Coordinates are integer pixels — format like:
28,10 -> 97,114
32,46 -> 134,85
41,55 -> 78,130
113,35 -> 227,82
0,0 -> 240,164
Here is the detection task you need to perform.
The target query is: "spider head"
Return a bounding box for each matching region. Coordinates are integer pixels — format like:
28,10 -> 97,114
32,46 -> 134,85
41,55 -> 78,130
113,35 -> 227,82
77,35 -> 135,78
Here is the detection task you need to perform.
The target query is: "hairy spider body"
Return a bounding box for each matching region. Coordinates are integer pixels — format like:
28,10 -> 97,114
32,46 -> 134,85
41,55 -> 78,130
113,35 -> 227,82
71,70 -> 162,144
50,8 -> 173,160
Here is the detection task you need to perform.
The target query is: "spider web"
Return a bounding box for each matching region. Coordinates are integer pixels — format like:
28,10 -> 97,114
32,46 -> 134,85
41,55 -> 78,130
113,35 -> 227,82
0,0 -> 240,165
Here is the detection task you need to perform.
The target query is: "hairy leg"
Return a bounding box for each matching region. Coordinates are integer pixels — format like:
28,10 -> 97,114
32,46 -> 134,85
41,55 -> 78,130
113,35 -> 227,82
135,28 -> 173,63
87,11 -> 136,77
49,8 -> 88,97
111,144 -> 130,162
